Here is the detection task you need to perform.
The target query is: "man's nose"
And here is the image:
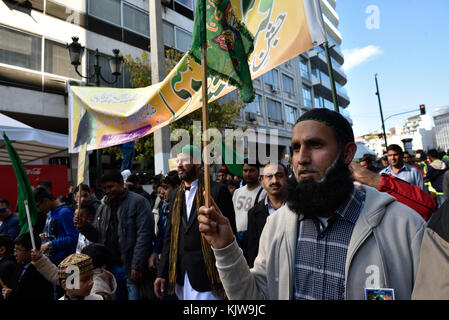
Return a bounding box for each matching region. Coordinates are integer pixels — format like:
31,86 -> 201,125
297,148 -> 311,165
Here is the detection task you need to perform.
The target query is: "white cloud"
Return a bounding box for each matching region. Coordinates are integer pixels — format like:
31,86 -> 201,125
342,45 -> 383,72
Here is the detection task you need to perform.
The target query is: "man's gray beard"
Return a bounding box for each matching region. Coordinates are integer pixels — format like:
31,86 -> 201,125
286,156 -> 354,218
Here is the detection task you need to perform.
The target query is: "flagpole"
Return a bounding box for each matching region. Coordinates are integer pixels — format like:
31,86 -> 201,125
74,144 -> 86,227
24,200 -> 36,250
323,41 -> 340,113
201,0 -> 211,208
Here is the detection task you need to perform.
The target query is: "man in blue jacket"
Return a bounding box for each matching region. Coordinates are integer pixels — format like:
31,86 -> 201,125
33,188 -> 79,265
0,198 -> 20,240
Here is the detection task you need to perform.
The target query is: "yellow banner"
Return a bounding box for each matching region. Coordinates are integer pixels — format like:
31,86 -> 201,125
168,157 -> 178,171
69,0 -> 326,153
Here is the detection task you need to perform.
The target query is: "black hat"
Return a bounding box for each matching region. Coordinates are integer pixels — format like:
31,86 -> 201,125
296,108 -> 354,143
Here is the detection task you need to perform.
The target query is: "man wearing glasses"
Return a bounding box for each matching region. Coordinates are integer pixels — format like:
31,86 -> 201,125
0,198 -> 19,240
245,162 -> 288,267
403,151 -> 424,176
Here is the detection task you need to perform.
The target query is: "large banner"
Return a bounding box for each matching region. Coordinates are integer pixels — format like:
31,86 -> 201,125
68,0 -> 326,153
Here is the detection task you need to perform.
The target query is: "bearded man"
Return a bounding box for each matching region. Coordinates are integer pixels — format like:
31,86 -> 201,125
154,145 -> 236,300
198,108 -> 426,300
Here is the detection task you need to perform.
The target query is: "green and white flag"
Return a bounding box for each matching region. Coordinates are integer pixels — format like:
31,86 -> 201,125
189,0 -> 255,103
3,133 -> 38,235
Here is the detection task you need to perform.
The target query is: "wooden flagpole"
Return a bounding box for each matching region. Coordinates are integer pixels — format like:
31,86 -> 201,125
74,143 -> 87,227
201,0 -> 211,208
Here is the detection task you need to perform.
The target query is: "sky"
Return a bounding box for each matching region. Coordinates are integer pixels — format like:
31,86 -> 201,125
336,0 -> 449,137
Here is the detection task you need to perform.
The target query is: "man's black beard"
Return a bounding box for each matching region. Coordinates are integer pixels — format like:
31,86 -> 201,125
179,166 -> 196,182
286,158 -> 354,218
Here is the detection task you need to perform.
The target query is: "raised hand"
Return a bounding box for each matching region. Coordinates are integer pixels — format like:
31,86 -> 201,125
198,193 -> 234,250
73,209 -> 86,228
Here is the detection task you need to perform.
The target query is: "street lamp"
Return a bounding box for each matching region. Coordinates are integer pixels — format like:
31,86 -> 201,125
67,36 -> 123,87
375,74 -> 388,151
66,36 -> 124,180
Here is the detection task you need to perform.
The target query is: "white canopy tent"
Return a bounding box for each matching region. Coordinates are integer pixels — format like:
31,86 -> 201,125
355,141 -> 377,160
0,112 -> 68,164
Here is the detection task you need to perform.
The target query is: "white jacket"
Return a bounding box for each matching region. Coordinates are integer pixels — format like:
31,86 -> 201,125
213,185 -> 426,300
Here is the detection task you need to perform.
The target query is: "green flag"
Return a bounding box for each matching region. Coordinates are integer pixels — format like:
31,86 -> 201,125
189,0 -> 255,103
3,133 -> 38,235
221,140 -> 244,177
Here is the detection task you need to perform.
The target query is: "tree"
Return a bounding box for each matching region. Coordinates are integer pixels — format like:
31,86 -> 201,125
104,47 -> 246,170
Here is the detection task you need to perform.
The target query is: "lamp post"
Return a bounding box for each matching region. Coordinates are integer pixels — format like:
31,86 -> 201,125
66,36 -> 124,180
375,74 -> 388,151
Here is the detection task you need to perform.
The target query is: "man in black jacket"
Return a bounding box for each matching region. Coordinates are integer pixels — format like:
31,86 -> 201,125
126,174 -> 153,206
425,149 -> 448,207
0,234 -> 16,299
245,162 -> 288,267
1,232 -> 52,300
154,145 -> 236,300
74,171 -> 154,300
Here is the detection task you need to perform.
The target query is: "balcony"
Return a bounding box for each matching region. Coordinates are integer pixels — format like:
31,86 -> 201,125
323,15 -> 342,45
309,49 -> 347,86
311,77 -> 350,108
327,38 -> 345,65
320,0 -> 339,27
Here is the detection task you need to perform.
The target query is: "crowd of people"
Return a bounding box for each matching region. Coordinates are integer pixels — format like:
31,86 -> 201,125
1,108 -> 449,301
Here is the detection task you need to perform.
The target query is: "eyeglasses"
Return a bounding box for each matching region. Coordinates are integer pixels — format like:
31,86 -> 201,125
263,173 -> 285,180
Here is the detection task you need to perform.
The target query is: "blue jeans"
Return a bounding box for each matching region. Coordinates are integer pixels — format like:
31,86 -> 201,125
109,265 -> 141,300
120,142 -> 135,171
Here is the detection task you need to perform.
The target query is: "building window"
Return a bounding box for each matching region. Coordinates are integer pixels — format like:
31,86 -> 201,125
311,67 -> 319,80
263,69 -> 279,89
300,57 -> 310,80
323,98 -> 334,110
175,27 -> 192,52
44,39 -> 81,79
245,94 -> 261,115
219,90 -> 238,105
163,22 -> 175,47
88,0 -> 121,26
302,86 -> 312,108
266,98 -> 282,122
175,0 -> 194,10
123,2 -> 150,37
285,105 -> 297,124
282,74 -> 294,95
0,26 -> 42,71
314,96 -> 322,108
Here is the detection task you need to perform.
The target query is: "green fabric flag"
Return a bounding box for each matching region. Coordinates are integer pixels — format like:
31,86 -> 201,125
3,133 -> 38,235
221,140 -> 244,177
189,0 -> 255,103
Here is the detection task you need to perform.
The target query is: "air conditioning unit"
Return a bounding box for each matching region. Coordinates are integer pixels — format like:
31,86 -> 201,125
267,84 -> 278,93
246,112 -> 257,122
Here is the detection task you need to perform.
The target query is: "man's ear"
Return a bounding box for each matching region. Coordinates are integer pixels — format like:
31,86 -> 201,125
61,279 -> 67,291
343,142 -> 357,165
